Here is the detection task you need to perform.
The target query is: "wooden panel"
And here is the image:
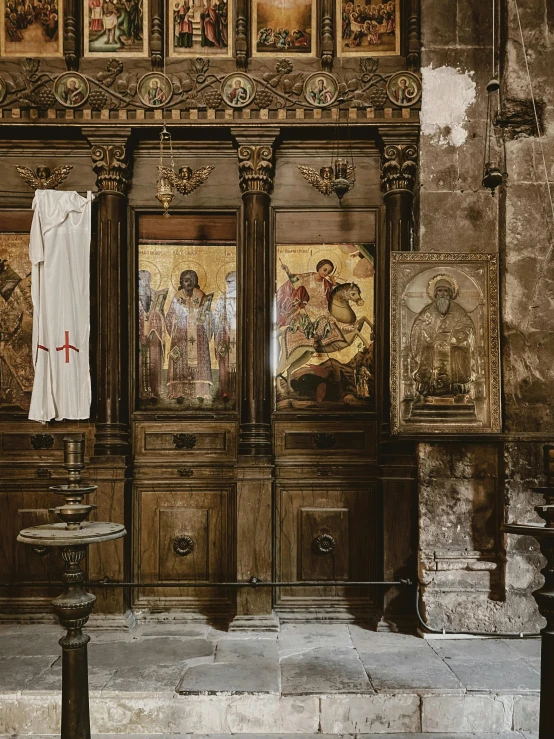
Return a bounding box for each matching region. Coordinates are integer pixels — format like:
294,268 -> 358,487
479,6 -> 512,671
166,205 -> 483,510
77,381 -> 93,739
158,507 -> 209,581
134,422 -> 237,462
0,488 -> 64,592
300,507 -> 349,581
276,482 -> 376,610
0,213 -> 33,232
138,214 -> 237,242
274,421 -> 378,460
15,508 -> 59,582
134,484 -> 234,613
275,210 -> 376,245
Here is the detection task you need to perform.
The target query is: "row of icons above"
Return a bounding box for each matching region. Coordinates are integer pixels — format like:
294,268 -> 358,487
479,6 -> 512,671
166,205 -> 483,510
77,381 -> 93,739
26,69 -> 420,109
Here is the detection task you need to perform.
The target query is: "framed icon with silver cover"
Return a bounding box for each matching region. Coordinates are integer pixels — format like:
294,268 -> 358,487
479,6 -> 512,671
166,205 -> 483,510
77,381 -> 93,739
390,252 -> 501,434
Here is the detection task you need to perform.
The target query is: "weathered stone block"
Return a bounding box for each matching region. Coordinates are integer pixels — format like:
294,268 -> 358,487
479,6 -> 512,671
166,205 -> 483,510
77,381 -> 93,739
421,0 -> 458,48
320,694 -> 421,734
422,694 -> 513,733
419,191 -> 498,253
513,693 -> 540,732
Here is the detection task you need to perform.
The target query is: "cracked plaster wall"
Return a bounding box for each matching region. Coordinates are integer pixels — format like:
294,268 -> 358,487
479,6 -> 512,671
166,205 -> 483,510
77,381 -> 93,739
418,0 -> 553,631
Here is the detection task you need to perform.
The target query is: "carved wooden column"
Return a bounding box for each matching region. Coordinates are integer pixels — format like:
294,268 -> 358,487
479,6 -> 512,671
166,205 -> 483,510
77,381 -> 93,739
63,0 -> 78,70
81,128 -> 134,623
321,0 -> 334,71
151,0 -> 163,69
378,133 -> 419,630
84,128 -> 133,456
230,128 -> 279,630
381,142 -> 418,253
406,0 -> 421,72
235,0 -> 248,70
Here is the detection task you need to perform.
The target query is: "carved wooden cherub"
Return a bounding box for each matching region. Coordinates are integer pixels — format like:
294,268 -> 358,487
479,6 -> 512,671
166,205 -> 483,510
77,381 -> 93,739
16,165 -> 73,190
158,165 -> 214,196
297,164 -> 355,197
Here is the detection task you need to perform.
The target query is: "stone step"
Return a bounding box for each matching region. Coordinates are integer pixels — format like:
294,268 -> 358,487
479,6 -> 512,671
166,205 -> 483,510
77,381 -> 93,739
0,734 -> 536,739
0,691 -> 538,735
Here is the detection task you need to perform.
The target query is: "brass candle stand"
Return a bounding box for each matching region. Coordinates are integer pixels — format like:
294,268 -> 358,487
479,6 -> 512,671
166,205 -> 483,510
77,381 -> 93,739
502,445 -> 554,739
18,437 -> 126,739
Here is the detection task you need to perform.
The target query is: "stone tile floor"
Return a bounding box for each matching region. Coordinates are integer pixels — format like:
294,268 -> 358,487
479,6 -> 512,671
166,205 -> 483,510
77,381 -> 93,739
0,623 -> 542,696
0,623 -> 541,735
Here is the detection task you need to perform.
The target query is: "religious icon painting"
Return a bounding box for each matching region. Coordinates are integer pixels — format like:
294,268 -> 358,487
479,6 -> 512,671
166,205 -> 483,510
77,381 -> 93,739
337,0 -> 400,57
137,73 -> 173,108
84,0 -> 148,57
387,71 -> 421,107
390,252 -> 501,435
252,0 -> 316,56
0,0 -> 63,57
168,0 -> 232,57
54,73 -> 90,108
221,73 -> 255,108
303,72 -> 338,108
0,233 -> 34,414
274,243 -> 376,411
137,241 -> 237,411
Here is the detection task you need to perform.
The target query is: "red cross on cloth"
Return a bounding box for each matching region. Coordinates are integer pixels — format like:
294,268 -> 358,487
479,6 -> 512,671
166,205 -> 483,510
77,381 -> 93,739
56,331 -> 79,363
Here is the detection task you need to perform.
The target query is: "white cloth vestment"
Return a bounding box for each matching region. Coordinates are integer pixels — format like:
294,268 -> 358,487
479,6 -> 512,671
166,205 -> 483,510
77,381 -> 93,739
28,189 -> 94,422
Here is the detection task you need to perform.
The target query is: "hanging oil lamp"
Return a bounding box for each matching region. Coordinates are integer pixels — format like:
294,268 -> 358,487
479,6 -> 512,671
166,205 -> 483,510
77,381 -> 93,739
298,99 -> 356,205
156,125 -> 175,217
482,0 -> 506,197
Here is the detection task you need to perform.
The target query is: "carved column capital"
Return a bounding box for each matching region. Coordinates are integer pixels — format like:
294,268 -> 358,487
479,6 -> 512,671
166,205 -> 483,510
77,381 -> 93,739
83,128 -> 133,195
232,128 -> 279,194
380,143 -> 418,196
237,144 -> 274,194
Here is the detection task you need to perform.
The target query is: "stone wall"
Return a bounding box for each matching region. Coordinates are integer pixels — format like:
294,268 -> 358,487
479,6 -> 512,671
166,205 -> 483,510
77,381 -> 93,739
418,0 -> 553,631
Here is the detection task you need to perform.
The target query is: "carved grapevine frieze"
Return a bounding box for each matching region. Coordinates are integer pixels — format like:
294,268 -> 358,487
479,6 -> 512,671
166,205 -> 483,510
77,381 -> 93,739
0,58 -> 421,114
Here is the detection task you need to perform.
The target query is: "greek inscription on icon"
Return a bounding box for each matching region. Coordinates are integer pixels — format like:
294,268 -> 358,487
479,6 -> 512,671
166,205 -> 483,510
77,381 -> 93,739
275,243 -> 375,411
391,253 -> 501,433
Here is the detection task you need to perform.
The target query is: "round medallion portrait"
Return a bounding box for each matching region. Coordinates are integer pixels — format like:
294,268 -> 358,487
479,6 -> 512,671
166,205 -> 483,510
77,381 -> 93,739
54,73 -> 90,108
303,72 -> 339,108
386,71 -> 421,107
221,74 -> 256,109
0,77 -> 7,104
138,73 -> 173,109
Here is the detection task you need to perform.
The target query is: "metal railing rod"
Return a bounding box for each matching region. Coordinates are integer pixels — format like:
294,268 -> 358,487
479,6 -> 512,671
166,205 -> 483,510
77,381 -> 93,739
0,578 -> 412,589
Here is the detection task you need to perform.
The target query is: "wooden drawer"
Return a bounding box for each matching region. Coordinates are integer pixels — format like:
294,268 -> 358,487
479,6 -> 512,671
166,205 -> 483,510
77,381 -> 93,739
0,465 -> 78,481
275,463 -> 378,480
134,464 -> 235,481
274,421 -> 378,461
134,422 -> 237,462
0,424 -> 93,462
